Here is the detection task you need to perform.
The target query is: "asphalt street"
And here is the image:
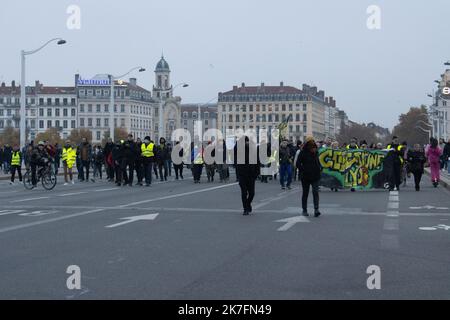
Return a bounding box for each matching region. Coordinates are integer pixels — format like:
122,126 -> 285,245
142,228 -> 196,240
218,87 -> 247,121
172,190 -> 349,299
0,170 -> 449,300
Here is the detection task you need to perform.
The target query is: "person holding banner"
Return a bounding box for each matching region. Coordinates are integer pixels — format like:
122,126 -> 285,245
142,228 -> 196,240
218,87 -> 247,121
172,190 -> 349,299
297,137 -> 322,218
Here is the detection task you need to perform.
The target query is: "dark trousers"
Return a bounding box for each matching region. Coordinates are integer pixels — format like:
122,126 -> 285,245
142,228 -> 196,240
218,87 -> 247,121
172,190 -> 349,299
174,164 -> 183,179
153,163 -> 159,178
93,162 -> 102,179
11,165 -> 22,182
168,160 -> 172,176
239,177 -> 256,211
302,179 -> 320,211
31,163 -> 38,186
412,171 -> 423,189
192,164 -> 203,181
115,163 -> 123,184
135,161 -> 143,183
106,163 -> 115,180
389,164 -> 401,190
143,161 -> 153,185
79,160 -> 90,181
121,160 -> 134,185
158,160 -> 169,180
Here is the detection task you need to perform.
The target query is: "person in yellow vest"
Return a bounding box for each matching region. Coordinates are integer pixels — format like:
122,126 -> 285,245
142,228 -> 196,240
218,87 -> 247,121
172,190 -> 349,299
62,140 -> 77,186
10,145 -> 22,185
141,136 -> 155,187
346,137 -> 359,150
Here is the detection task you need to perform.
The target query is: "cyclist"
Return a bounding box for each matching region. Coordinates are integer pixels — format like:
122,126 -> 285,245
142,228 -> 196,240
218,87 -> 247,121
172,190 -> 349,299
30,141 -> 51,188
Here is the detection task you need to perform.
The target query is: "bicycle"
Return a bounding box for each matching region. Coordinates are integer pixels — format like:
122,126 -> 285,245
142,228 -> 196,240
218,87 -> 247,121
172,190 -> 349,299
23,160 -> 57,190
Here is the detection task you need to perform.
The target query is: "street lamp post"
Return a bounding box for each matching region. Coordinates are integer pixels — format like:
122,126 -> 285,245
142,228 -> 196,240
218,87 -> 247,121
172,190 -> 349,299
109,67 -> 146,142
20,38 -> 66,148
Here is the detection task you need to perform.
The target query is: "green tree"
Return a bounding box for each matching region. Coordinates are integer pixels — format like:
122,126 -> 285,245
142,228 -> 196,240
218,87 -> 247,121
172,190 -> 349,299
392,105 -> 430,145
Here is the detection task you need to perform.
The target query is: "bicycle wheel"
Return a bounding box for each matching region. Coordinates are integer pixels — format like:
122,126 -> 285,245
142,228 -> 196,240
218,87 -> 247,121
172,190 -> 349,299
42,169 -> 57,190
23,170 -> 34,190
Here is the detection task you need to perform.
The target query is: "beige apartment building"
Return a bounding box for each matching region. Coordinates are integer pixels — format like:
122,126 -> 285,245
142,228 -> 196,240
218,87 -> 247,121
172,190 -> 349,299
217,82 -> 333,142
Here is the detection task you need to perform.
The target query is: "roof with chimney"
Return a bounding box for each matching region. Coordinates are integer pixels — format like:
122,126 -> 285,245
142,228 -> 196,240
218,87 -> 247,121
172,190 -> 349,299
0,81 -> 75,96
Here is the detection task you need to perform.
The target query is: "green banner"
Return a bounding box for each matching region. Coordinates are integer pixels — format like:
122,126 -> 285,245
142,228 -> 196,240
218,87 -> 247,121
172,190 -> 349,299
318,148 -> 388,190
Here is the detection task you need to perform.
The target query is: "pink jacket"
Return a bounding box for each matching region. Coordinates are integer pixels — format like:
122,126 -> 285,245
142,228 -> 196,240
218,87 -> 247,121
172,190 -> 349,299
426,146 -> 442,165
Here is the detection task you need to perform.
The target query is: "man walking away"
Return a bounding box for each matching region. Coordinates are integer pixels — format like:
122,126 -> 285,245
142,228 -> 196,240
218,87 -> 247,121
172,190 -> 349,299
78,138 -> 92,182
10,145 -> 22,184
104,138 -> 115,181
297,137 -> 322,218
157,138 -> 170,181
62,140 -> 76,185
141,136 -> 155,187
122,134 -> 137,187
236,136 -> 260,216
92,145 -> 104,181
407,144 -> 426,191
173,141 -> 184,180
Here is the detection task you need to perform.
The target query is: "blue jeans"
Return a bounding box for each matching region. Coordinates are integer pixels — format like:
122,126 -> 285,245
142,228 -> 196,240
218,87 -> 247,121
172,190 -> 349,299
280,163 -> 292,187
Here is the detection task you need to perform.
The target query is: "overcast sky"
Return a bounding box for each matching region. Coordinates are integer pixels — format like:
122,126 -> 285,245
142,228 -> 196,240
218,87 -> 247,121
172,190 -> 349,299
1,0 -> 449,129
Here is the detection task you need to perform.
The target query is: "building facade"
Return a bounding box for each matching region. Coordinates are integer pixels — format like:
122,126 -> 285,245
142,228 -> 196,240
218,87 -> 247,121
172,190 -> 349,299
76,74 -> 154,143
430,69 -> 450,141
217,82 -> 331,142
0,80 -> 77,142
180,104 -> 218,140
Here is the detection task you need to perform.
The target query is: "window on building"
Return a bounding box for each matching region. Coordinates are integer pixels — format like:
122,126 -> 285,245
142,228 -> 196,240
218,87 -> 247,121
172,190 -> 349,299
71,108 -> 76,117
96,131 -> 101,141
47,108 -> 52,117
71,120 -> 76,129
55,120 -> 60,128
71,98 -> 76,106
303,104 -> 307,111
55,108 -> 60,117
47,120 -> 52,128
63,98 -> 68,106
88,104 -> 93,113
303,125 -> 307,133
303,114 -> 307,122
296,114 -> 300,121
30,120 -> 35,129
39,108 -> 44,117
39,120 -> 44,129
104,118 -> 109,127
63,120 -> 68,129
121,104 -> 125,113
88,118 -> 93,127
55,98 -> 60,106
96,118 -> 101,127
120,118 -> 125,127
96,104 -> 101,113
104,105 -> 109,113
47,98 -> 52,106
63,108 -> 68,117
0,120 -> 4,128
80,118 -> 85,127
80,104 -> 85,112
7,109 -> 12,116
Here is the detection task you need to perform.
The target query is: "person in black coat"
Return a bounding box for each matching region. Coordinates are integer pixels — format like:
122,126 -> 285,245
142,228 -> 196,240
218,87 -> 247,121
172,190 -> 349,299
407,144 -> 426,191
297,137 -> 322,217
112,141 -> 124,186
235,136 -> 260,216
122,134 -> 137,186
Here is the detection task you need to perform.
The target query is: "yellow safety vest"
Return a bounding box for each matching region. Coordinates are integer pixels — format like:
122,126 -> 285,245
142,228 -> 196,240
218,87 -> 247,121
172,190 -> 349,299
346,144 -> 359,149
387,145 -> 405,164
11,152 -> 21,166
63,147 -> 77,169
194,148 -> 204,165
141,143 -> 155,158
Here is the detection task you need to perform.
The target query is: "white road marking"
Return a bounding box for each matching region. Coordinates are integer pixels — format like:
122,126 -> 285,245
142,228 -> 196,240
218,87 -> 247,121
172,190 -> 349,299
388,202 -> 399,209
0,210 -> 26,216
275,216 -> 310,231
389,195 -> 399,202
11,197 -> 49,203
383,219 -> 399,231
57,192 -> 87,197
0,209 -> 105,234
94,188 -> 120,192
118,183 -> 238,208
105,213 -> 159,229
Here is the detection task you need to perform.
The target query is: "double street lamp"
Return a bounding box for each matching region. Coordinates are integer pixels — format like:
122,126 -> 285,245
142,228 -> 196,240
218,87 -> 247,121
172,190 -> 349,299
108,67 -> 146,142
20,38 -> 66,147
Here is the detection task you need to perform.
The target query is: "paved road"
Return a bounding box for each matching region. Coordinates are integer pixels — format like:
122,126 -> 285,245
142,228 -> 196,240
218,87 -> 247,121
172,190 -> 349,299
0,171 -> 449,300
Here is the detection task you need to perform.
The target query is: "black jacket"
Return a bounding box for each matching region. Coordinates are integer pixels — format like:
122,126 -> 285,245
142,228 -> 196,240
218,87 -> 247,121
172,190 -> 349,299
112,144 -> 124,163
235,141 -> 260,180
407,150 -> 426,174
443,143 -> 450,159
297,148 -> 322,182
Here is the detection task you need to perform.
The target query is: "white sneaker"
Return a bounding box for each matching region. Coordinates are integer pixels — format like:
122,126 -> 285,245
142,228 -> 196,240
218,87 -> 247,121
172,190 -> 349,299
71,181 -> 75,185
64,183 -> 68,186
